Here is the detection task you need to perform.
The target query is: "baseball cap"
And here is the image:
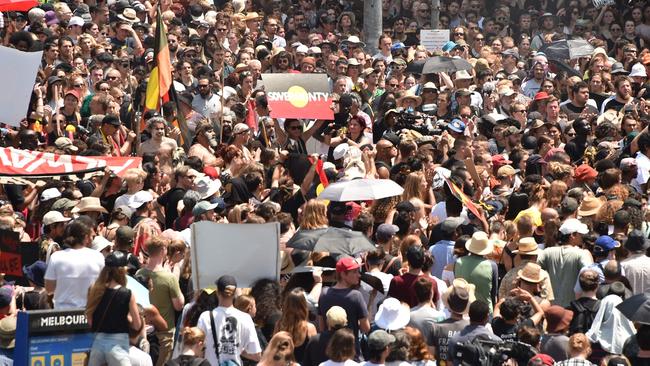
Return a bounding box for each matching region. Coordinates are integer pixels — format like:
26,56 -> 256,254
193,200 -> 219,217
92,235 -> 112,252
441,217 -> 463,233
68,16 -> 84,27
559,218 -> 589,235
442,41 -> 457,52
51,198 -> 77,212
336,257 -> 360,272
528,354 -> 555,366
376,223 -> 399,241
55,137 -> 78,152
128,190 -> 154,209
216,275 -> 237,296
102,115 -> 121,127
447,118 -> 466,133
594,235 -> 620,253
501,48 -> 519,59
492,155 -> 512,168
368,330 -> 396,350
116,226 -> 135,245
105,251 -> 128,267
326,306 -> 348,328
0,288 -> 12,309
43,211 -> 71,226
620,157 -> 637,170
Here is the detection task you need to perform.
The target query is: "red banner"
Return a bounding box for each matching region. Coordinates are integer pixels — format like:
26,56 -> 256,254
0,147 -> 141,177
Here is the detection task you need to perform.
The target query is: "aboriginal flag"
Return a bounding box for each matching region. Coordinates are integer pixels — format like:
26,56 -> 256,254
445,177 -> 485,222
145,5 -> 172,111
262,73 -> 334,120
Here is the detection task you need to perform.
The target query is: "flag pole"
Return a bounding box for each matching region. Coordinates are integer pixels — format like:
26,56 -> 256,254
219,56 -> 225,144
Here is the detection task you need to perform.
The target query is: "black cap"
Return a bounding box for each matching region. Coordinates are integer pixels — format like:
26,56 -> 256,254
395,201 -> 416,212
216,275 -> 237,295
96,52 -> 114,63
105,251 -> 128,267
116,226 -> 135,245
102,115 -> 121,127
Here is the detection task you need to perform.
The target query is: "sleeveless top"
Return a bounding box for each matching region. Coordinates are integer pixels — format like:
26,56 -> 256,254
92,286 -> 132,334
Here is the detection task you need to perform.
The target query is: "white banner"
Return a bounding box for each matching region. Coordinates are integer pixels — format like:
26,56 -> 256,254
0,46 -> 43,127
420,29 -> 450,52
191,222 -> 280,290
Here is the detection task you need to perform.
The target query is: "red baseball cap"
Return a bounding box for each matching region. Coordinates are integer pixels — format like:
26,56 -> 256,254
492,155 -> 512,168
534,91 -> 550,101
528,354 -> 554,366
336,257 -> 360,272
574,164 -> 597,183
65,89 -> 81,101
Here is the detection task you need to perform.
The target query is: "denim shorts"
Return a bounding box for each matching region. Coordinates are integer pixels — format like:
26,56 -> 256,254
88,332 -> 130,366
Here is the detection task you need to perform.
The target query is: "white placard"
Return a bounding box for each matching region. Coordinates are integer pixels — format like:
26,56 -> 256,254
420,29 -> 450,52
191,222 -> 280,290
0,46 -> 43,127
592,0 -> 615,8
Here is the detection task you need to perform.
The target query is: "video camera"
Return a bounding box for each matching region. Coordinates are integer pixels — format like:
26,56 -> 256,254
455,338 -> 537,366
394,110 -> 447,136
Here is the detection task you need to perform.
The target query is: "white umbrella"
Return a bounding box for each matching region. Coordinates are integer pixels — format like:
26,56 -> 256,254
318,178 -> 404,201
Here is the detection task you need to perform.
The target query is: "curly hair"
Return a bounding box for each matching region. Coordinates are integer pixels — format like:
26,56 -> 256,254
250,278 -> 282,329
404,327 -> 434,361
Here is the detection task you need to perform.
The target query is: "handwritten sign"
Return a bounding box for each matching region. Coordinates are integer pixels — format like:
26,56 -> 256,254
0,229 -> 39,285
420,29 -> 450,52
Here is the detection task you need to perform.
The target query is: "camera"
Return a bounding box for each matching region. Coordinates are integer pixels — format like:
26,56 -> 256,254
455,338 -> 537,366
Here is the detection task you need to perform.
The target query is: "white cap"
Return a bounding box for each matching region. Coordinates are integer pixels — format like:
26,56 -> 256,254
333,143 -> 349,160
41,188 -> 62,202
308,46 -> 322,54
559,218 -> 589,235
455,70 -> 472,80
68,16 -> 85,27
43,211 -> 71,226
296,45 -> 309,54
92,236 -> 112,252
630,63 -> 647,78
128,190 -> 154,209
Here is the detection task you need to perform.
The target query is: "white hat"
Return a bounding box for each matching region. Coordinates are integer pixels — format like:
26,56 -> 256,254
68,16 -> 85,27
374,297 -> 410,331
559,218 -> 589,235
128,190 -> 154,209
455,70 -> 472,80
333,143 -> 350,160
55,136 -> 78,152
465,231 -> 493,256
296,45 -> 309,54
194,176 -> 222,199
630,63 -> 647,78
42,211 -> 71,226
92,236 -> 112,252
308,46 -> 322,54
41,188 -> 62,202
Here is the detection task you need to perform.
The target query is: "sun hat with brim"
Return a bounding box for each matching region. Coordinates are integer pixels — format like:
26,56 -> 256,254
374,297 -> 410,331
72,197 -> 108,214
610,62 -> 629,75
558,218 -> 589,235
194,176 -> 222,199
92,235 -> 112,252
442,41 -> 458,53
341,35 -> 365,48
544,305 -> 573,333
454,70 -> 472,80
243,12 -> 263,21
397,91 -> 422,107
465,231 -> 493,256
517,262 -> 546,283
117,8 -> 138,23
0,316 -> 16,349
512,237 -> 539,255
23,261 -> 46,287
577,196 -> 602,217
442,278 -> 476,314
630,63 -> 647,78
42,211 -> 72,226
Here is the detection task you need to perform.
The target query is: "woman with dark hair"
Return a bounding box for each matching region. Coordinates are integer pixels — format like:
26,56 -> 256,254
322,328 -> 358,366
274,288 -> 317,361
251,279 -> 283,342
86,251 -> 141,365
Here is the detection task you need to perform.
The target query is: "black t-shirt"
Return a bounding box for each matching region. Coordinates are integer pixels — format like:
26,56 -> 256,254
491,316 -> 534,342
564,139 -> 590,164
157,187 -> 186,230
165,355 -> 211,366
92,287 -> 131,333
430,318 -> 469,363
601,97 -> 631,113
318,287 -> 368,344
560,102 -> 599,121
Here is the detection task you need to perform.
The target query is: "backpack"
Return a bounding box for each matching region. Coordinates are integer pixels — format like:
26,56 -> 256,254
165,356 -> 207,366
568,299 -> 600,335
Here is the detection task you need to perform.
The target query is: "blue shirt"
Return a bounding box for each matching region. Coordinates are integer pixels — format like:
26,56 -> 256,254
430,240 -> 455,278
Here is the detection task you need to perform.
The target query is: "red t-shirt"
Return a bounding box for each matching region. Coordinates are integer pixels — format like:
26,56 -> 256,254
387,273 -> 439,308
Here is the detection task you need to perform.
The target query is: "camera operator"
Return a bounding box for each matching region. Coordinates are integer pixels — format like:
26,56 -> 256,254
373,109 -> 400,143
448,300 -> 501,366
324,114 -> 372,151
491,288 -> 544,342
418,82 -> 439,115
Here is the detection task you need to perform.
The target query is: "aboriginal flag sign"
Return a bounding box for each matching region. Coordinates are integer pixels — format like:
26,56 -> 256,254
262,73 -> 334,120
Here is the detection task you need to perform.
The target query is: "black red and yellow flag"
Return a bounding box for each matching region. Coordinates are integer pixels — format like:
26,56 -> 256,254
262,73 -> 334,120
145,5 -> 172,111
445,177 -> 485,222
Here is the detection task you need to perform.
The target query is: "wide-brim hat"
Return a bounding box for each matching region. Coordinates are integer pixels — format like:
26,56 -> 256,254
195,176 -> 222,199
465,231 -> 493,256
341,35 -> 366,48
577,196 -> 602,217
397,91 -> 422,107
442,278 -> 476,314
374,297 -> 410,331
517,262 -> 546,283
243,12 -> 263,21
0,316 -> 16,349
512,237 -> 539,255
117,8 -> 138,23
72,196 -> 108,214
545,306 -> 573,333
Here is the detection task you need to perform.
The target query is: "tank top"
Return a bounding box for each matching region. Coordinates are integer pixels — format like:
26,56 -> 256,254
92,286 -> 132,334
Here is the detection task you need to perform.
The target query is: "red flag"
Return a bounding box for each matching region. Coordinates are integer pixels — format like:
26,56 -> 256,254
316,159 -> 329,187
445,177 -> 485,221
246,99 -> 258,133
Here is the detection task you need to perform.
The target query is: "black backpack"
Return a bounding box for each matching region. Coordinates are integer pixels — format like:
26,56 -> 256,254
568,299 -> 600,335
165,356 -> 207,366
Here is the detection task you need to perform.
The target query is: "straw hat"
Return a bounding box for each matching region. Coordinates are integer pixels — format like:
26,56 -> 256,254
374,298 -> 410,331
72,197 -> 108,214
442,278 -> 476,314
397,90 -> 422,107
465,231 -> 493,256
242,12 -> 263,21
341,35 -> 366,48
517,262 -> 546,283
513,237 -> 539,255
577,196 -> 602,217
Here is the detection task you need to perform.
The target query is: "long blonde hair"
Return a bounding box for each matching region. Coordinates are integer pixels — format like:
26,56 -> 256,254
300,200 -> 329,229
402,172 -> 426,202
86,266 -> 127,322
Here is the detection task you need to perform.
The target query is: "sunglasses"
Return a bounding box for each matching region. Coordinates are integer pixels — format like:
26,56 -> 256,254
107,76 -> 119,80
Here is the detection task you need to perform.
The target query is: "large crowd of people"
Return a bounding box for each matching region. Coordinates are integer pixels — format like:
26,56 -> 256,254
1,0 -> 650,365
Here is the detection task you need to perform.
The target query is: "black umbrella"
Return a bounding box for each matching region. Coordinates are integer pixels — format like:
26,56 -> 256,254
539,39 -> 594,61
361,273 -> 386,294
616,292 -> 650,324
286,227 -> 376,256
406,56 -> 473,74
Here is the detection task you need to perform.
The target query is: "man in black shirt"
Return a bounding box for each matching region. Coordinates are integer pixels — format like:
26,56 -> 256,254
601,76 -> 635,114
561,81 -> 599,121
157,165 -> 197,229
564,118 -> 591,164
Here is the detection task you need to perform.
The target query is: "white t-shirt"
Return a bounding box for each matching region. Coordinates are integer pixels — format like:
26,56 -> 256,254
197,306 -> 261,365
320,360 -> 360,366
635,151 -> 650,191
44,247 -> 105,309
129,346 -> 153,366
